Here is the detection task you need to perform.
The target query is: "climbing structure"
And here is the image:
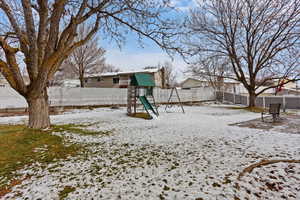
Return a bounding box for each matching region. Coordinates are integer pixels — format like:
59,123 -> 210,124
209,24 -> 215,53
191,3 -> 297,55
127,73 -> 158,119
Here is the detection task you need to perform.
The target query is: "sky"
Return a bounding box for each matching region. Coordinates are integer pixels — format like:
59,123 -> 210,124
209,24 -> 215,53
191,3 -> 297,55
100,38 -> 188,81
99,0 -> 198,82
0,0 -> 197,82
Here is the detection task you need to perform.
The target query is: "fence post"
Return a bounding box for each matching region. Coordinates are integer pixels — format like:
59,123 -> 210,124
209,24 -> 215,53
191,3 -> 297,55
59,87 -> 63,106
283,96 -> 286,112
214,90 -> 217,101
233,93 -> 236,104
222,90 -> 225,103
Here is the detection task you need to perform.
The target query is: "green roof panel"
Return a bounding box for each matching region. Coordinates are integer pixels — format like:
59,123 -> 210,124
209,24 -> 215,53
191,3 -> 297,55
131,73 -> 155,87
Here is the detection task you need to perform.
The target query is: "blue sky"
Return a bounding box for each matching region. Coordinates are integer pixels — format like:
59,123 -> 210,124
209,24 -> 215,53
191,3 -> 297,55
99,0 -> 197,81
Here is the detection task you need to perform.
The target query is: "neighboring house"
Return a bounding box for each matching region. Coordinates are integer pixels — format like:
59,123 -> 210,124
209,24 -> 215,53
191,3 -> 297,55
181,77 -> 241,93
0,74 -> 30,87
83,68 -> 165,88
278,88 -> 300,95
181,77 -> 210,89
0,77 -> 8,87
0,72 -> 9,87
260,79 -> 297,89
256,79 -> 299,96
280,81 -> 297,90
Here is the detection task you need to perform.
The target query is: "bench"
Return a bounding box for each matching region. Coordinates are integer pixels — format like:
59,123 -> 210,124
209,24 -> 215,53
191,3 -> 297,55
261,103 -> 281,122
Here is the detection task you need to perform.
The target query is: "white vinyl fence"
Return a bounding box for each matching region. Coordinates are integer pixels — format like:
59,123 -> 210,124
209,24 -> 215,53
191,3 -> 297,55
217,92 -> 300,109
0,87 -> 215,109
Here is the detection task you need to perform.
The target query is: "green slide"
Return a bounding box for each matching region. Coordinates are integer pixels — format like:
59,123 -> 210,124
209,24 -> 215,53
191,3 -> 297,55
139,96 -> 158,116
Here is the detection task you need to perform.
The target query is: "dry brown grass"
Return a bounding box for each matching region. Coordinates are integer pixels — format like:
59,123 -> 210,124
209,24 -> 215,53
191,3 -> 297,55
225,106 -> 266,113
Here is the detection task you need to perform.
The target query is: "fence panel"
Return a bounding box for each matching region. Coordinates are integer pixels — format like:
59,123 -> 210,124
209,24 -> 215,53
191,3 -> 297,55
216,91 -> 300,109
265,97 -> 284,107
285,97 -> 300,109
0,87 -> 215,109
224,93 -> 234,103
255,97 -> 264,107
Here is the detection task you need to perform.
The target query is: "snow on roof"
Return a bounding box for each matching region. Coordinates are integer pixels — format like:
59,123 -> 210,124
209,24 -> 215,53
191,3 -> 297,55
86,68 -> 160,78
118,68 -> 160,74
182,77 -> 240,84
87,72 -> 119,77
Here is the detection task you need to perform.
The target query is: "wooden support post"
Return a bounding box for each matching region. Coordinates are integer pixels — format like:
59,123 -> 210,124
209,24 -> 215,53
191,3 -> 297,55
127,86 -> 132,115
165,87 -> 185,113
233,93 -> 236,104
134,87 -> 137,114
175,87 -> 185,113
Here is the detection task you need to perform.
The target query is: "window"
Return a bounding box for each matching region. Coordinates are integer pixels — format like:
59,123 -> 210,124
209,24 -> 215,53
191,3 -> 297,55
113,77 -> 119,84
97,77 -> 101,82
84,79 -> 88,83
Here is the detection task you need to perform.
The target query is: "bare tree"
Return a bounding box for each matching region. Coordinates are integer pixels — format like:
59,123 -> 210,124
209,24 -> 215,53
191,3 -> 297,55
186,56 -> 232,91
160,61 -> 177,88
64,24 -> 106,87
144,61 -> 178,88
101,64 -> 119,73
184,0 -> 300,107
48,63 -> 77,86
0,0 -> 179,128
50,59 -> 119,87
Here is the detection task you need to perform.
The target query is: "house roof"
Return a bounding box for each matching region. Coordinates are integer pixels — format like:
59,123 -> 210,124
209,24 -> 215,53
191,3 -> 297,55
87,68 -> 161,78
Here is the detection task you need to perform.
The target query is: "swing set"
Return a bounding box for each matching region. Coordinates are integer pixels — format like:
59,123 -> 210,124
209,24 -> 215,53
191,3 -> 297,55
164,87 -> 185,114
127,73 -> 184,119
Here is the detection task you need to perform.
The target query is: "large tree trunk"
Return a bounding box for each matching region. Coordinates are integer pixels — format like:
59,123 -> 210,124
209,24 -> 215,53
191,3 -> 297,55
79,73 -> 84,88
248,90 -> 256,107
26,89 -> 51,129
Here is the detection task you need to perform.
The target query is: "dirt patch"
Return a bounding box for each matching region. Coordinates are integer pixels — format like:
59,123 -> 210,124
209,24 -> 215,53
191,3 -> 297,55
128,112 -> 152,120
230,114 -> 300,134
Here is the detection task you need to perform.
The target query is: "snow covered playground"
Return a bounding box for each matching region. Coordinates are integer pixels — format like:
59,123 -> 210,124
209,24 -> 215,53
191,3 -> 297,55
1,104 -> 300,200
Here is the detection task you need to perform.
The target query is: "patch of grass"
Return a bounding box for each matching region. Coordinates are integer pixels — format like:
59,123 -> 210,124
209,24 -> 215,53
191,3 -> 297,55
51,124 -> 113,136
59,186 -> 76,200
0,124 -> 82,197
226,106 -> 266,113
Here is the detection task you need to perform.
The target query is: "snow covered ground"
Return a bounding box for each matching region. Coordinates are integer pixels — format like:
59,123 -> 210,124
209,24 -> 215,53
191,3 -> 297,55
1,105 -> 300,200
